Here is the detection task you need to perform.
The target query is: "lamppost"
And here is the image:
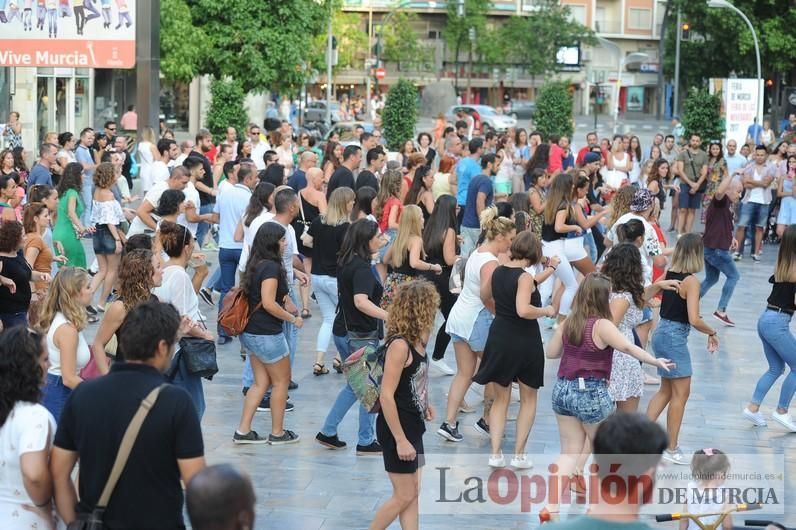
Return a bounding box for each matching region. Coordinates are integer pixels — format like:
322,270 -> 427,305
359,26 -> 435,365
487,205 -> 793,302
707,0 -> 762,125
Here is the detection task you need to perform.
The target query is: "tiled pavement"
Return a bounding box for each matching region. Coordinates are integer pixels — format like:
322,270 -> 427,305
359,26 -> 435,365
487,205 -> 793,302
79,235 -> 796,529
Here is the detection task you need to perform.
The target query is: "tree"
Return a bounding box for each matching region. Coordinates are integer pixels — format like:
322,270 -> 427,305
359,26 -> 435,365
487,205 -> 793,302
204,78 -> 249,144
160,0 -> 204,83
534,82 -> 574,139
682,88 -> 722,144
382,80 -> 418,150
310,10 -> 368,73
381,11 -> 432,71
444,0 -> 492,85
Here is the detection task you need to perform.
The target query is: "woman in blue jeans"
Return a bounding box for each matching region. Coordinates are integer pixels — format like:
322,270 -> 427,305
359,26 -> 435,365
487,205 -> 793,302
305,186 -> 354,375
744,225 -> 796,433
316,219 -> 387,455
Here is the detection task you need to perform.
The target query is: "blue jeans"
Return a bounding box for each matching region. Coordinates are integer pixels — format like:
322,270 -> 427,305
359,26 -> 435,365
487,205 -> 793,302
42,373 -> 71,424
205,266 -> 221,292
195,203 -> 215,246
584,230 -> 598,264
170,351 -> 206,419
700,247 -> 739,312
80,179 -> 93,227
320,335 -> 378,445
751,310 -> 796,410
311,274 -> 338,354
216,247 -> 242,338
0,311 -> 28,330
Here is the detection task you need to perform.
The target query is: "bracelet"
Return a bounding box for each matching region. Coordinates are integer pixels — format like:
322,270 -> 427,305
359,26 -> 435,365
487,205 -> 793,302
548,265 -> 557,271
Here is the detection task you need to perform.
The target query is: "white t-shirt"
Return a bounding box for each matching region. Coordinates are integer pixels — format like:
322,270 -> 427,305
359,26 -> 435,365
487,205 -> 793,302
180,182 -> 201,236
238,210 -> 275,273
46,312 -> 91,376
153,265 -> 203,322
251,141 -> 270,170
0,402 -> 56,529
606,212 -> 662,285
213,183 -> 251,249
151,160 -> 170,185
127,180 -> 170,236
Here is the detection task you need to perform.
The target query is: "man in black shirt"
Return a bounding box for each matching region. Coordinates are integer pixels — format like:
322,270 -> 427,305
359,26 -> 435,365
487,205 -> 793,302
52,301 -> 205,529
327,145 -> 362,198
190,129 -> 217,248
356,147 -> 385,191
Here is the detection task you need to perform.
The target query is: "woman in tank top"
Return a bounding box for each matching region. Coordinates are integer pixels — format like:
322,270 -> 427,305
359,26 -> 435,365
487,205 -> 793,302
647,234 -> 718,466
294,166 -> 326,318
540,273 -> 672,522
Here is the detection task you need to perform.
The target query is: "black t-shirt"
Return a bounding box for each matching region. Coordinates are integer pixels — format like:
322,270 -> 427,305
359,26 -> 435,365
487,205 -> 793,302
188,151 -> 214,205
308,217 -> 349,277
334,255 -> 383,333
53,363 -> 203,530
356,170 -> 378,191
327,166 -> 355,198
0,251 -> 32,313
245,260 -> 289,335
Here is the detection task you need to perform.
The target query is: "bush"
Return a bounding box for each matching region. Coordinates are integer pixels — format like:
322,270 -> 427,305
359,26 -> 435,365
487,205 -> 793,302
205,77 -> 249,144
534,81 -> 574,140
382,79 -> 418,151
682,88 -> 723,146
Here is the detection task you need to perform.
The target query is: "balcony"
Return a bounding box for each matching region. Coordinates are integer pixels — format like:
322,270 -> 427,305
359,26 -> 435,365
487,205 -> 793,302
595,19 -> 622,34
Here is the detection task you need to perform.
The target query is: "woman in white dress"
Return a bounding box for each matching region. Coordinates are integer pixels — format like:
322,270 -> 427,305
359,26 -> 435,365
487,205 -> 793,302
136,126 -> 159,193
603,135 -> 630,193
0,326 -> 57,530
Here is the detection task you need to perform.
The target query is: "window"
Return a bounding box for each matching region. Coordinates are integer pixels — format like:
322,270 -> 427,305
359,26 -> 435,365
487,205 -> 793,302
567,5 -> 586,25
628,8 -> 651,30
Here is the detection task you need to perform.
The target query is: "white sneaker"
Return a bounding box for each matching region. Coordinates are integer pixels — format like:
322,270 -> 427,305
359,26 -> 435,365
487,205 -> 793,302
742,407 -> 768,427
771,411 -> 796,432
489,453 -> 506,468
430,358 -> 455,376
662,447 -> 689,465
510,454 -> 533,469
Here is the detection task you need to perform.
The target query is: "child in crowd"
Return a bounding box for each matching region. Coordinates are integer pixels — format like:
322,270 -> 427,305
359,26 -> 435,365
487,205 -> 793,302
681,448 -> 733,530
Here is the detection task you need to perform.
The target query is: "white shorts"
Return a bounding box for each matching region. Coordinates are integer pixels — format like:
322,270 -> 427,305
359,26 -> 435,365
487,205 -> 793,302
564,236 -> 588,262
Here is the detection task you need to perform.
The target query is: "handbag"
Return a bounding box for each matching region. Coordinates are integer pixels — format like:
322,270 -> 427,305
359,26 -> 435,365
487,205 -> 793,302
297,191 -> 314,248
342,336 -> 400,413
79,347 -> 109,380
175,314 -> 218,380
66,384 -> 167,530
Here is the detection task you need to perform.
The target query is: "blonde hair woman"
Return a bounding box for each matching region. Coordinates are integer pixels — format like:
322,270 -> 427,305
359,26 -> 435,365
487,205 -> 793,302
37,267 -> 103,422
137,126 -> 159,193
303,186 -> 354,375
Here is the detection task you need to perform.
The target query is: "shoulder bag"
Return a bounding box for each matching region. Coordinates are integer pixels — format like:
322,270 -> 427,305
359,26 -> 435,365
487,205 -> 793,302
67,384 -> 167,530
174,313 -> 218,380
685,150 -> 707,193
298,192 -> 314,248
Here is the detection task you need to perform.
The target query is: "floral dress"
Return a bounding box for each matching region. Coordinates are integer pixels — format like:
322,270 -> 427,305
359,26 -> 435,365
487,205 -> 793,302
607,291 -> 644,401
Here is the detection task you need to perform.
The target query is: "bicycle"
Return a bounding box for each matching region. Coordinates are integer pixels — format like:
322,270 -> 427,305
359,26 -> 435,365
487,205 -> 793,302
655,502 -> 763,530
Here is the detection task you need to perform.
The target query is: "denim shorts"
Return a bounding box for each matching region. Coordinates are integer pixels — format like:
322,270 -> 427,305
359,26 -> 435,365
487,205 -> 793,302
42,372 -> 71,423
651,318 -> 691,378
450,308 -> 494,352
551,377 -> 615,424
737,201 -> 769,228
377,228 -> 397,262
93,224 -> 117,255
678,183 -> 703,209
240,332 -> 290,364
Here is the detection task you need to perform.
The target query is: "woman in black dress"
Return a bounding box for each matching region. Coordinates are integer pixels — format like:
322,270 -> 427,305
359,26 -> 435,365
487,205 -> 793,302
473,230 -> 557,469
293,167 -> 326,318
371,279 -> 439,530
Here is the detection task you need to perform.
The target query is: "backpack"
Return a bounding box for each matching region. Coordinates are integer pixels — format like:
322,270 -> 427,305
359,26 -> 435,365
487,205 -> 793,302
218,287 -> 261,337
342,336 -> 401,413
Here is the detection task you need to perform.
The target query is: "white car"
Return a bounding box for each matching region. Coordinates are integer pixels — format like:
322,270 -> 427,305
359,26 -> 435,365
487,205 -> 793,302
445,104 -> 517,132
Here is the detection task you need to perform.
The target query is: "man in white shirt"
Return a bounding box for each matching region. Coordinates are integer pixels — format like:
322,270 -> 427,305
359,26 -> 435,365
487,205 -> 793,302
249,124 -> 271,170
127,166 -> 190,237
724,139 -> 748,186
181,157 -> 214,237
152,138 -> 179,185
173,140 -> 194,169
734,145 -> 776,262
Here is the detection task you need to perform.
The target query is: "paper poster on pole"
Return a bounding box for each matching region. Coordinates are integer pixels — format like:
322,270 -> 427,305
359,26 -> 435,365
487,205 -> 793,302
710,78 -> 763,148
0,0 -> 136,68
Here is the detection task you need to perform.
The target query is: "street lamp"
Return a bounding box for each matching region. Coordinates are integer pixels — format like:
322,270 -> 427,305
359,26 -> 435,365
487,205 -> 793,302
707,0 -> 762,125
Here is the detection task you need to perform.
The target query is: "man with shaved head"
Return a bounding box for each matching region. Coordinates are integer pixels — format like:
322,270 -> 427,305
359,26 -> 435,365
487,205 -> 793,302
186,464 -> 255,530
287,150 -> 319,191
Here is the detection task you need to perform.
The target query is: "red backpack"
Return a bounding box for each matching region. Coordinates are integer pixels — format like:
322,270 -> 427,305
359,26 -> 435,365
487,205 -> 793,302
218,287 -> 261,336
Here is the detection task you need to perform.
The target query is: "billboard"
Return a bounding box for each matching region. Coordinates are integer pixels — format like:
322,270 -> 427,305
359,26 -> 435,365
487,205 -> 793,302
0,0 -> 136,68
710,78 -> 763,149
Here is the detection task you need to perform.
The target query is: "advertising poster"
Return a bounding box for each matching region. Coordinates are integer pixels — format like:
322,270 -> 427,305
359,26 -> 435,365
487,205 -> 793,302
626,86 -> 644,112
710,78 -> 763,148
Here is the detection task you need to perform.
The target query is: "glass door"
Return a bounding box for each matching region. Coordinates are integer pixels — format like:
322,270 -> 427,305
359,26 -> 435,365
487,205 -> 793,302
37,77 -> 54,145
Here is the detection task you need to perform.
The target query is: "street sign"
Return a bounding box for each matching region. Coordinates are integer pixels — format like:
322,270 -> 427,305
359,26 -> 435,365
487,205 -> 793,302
376,67 -> 386,80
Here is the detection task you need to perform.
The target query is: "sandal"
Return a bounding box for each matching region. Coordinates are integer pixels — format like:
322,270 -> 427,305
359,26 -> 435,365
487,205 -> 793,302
332,357 -> 343,374
301,309 -> 312,319
313,362 -> 329,376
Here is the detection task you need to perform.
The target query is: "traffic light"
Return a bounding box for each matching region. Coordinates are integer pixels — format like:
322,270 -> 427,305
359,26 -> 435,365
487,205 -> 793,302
680,22 -> 690,41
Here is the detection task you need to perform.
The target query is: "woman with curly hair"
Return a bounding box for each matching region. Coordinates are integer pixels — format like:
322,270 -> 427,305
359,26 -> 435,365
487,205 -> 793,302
0,327 -> 56,529
36,267 -> 97,422
93,249 -> 163,361
370,279 -> 439,530
53,162 -> 89,268
89,162 -> 126,312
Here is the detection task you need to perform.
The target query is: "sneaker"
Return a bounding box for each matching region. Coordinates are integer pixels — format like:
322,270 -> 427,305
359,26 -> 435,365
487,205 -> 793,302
771,411 -> 796,432
430,357 -> 455,375
489,453 -> 506,468
742,407 -> 767,427
751,254 -> 761,262
459,399 -> 476,414
662,447 -> 689,465
473,417 -> 490,437
713,311 -> 735,327
86,305 -> 98,315
315,432 -> 347,449
199,287 -> 214,306
511,454 -> 533,469
437,421 -> 463,442
257,398 -> 295,413
289,380 -> 299,390
356,441 -> 383,456
733,253 -> 742,261
233,430 -> 269,444
268,429 -> 300,445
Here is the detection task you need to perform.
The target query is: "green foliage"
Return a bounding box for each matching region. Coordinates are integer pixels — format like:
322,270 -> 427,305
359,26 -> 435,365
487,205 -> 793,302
444,0 -> 491,52
382,80 -> 418,151
311,10 -> 368,72
160,0 -> 204,83
534,82 -> 574,139
205,78 -> 249,145
682,88 -> 723,144
381,11 -> 433,71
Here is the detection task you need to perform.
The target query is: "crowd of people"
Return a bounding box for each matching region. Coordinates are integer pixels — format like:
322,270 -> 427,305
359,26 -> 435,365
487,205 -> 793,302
0,108 -> 794,530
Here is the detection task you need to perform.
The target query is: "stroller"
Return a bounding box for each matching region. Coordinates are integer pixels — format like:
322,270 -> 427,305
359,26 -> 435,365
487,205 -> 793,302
763,195 -> 781,246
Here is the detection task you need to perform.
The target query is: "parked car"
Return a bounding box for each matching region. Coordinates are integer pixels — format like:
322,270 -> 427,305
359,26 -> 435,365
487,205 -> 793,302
507,100 -> 536,121
445,104 -> 517,133
323,121 -> 376,147
304,101 -> 342,124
